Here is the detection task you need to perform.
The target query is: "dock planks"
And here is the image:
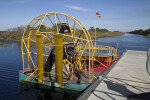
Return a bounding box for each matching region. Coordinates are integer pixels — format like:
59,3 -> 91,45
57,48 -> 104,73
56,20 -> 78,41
78,50 -> 150,100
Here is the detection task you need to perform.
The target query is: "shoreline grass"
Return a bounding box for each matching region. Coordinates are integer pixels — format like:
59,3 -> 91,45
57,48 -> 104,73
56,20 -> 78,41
0,30 -> 124,41
0,42 -> 10,46
89,31 -> 124,39
129,28 -> 150,38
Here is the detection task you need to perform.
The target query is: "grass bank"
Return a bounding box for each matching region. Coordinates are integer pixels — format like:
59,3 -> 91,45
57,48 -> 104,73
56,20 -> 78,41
0,42 -> 10,46
0,26 -> 124,41
129,28 -> 150,38
89,31 -> 124,39
0,30 -> 124,41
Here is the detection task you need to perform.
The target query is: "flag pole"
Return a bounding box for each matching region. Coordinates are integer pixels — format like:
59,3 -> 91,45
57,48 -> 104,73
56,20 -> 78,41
94,12 -> 97,47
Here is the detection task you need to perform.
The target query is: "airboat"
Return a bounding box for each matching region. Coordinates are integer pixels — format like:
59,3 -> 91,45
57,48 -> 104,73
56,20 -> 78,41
19,12 -> 119,94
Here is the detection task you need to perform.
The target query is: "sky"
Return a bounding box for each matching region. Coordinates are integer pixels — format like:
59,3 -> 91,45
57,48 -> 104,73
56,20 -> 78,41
0,0 -> 150,32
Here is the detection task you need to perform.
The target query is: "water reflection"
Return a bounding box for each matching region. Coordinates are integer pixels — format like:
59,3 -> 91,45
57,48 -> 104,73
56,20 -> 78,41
20,82 -> 76,100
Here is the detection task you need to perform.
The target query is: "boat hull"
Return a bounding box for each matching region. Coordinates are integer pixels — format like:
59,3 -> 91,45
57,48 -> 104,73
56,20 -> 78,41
19,72 -> 90,95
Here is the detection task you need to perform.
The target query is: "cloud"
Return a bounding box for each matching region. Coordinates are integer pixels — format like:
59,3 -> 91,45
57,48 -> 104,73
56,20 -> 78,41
65,5 -> 90,11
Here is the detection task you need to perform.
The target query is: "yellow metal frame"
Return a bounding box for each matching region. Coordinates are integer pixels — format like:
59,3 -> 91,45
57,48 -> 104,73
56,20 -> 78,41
55,34 -> 63,86
36,33 -> 44,83
21,12 -> 118,85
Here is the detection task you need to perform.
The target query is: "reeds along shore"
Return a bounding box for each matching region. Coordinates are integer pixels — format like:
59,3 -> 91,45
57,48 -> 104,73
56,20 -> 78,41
129,28 -> 150,37
0,42 -> 10,46
0,26 -> 124,41
89,31 -> 124,39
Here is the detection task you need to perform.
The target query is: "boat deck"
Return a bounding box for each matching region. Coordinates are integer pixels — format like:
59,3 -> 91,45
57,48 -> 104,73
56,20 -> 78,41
82,52 -> 115,57
78,50 -> 150,100
20,67 -> 103,84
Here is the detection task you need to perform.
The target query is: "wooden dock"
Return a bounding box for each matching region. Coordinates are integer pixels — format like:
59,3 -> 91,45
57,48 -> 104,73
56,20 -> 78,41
77,50 -> 150,100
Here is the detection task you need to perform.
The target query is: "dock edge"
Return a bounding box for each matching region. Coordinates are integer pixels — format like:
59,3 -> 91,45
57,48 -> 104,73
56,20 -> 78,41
77,50 -> 128,100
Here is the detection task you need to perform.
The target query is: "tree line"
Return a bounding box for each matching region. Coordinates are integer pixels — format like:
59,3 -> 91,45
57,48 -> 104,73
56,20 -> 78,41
89,27 -> 109,32
129,28 -> 150,37
0,26 -> 25,40
0,25 -> 122,41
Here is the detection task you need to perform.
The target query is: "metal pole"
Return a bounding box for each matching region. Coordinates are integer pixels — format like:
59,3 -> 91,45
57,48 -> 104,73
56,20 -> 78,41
55,34 -> 63,86
117,41 -> 119,57
36,33 -> 43,82
94,14 -> 97,46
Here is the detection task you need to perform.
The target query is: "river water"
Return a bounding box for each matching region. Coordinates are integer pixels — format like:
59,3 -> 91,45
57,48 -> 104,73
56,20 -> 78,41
0,33 -> 150,100
98,33 -> 150,55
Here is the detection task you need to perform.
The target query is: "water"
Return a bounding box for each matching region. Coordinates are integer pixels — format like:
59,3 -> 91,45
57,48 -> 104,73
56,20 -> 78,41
98,33 -> 150,55
0,41 -> 22,99
0,33 -> 150,100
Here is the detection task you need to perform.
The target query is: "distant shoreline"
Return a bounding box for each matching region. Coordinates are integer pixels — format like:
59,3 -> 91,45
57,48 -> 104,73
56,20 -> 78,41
0,26 -> 125,41
89,31 -> 124,39
129,32 -> 150,38
0,31 -> 125,41
129,28 -> 150,38
0,42 -> 10,46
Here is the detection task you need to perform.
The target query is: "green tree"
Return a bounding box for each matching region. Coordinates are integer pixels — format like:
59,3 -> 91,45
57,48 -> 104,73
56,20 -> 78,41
89,27 -> 95,31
